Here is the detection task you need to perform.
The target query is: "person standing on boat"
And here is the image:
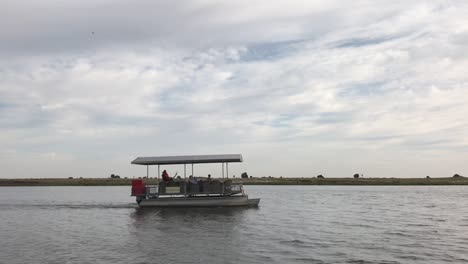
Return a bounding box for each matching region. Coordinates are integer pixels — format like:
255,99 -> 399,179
162,170 -> 171,182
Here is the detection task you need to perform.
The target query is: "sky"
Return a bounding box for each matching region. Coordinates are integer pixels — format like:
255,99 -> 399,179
1,0 -> 468,179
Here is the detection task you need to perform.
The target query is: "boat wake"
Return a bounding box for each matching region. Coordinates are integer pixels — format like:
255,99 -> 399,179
0,203 -> 137,210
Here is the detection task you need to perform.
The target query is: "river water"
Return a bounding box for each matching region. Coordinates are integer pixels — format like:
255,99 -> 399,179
1,185 -> 467,263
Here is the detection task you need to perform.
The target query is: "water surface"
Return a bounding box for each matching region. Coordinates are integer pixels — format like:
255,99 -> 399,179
1,186 -> 468,263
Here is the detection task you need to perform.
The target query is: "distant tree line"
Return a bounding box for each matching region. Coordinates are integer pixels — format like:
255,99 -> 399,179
234,172 -> 465,179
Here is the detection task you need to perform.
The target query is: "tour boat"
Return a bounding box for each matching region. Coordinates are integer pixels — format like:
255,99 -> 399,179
130,154 -> 260,207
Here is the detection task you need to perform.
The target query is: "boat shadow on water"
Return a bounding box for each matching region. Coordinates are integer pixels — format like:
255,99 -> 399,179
130,206 -> 259,229
132,205 -> 258,218
127,206 -> 260,259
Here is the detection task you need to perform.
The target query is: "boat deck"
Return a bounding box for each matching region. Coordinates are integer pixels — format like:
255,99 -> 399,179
139,195 -> 260,207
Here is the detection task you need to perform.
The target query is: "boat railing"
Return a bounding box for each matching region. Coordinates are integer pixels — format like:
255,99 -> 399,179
145,185 -> 159,197
132,178 -> 244,197
140,180 -> 243,197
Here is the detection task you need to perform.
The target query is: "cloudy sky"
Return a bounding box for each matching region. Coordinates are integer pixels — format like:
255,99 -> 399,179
1,0 -> 468,178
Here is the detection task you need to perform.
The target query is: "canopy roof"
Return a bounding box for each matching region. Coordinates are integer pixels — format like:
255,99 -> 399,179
131,154 -> 243,165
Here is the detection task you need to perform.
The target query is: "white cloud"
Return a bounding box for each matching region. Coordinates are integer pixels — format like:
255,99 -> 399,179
1,0 -> 468,178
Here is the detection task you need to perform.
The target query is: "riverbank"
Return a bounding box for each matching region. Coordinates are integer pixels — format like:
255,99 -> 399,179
1,177 -> 467,186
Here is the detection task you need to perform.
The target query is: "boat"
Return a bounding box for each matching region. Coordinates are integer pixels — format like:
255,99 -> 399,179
130,154 -> 260,207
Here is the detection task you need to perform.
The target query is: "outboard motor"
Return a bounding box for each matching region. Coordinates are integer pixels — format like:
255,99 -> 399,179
131,179 -> 146,204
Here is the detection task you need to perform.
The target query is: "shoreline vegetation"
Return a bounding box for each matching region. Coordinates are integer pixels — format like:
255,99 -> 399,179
1,177 -> 468,186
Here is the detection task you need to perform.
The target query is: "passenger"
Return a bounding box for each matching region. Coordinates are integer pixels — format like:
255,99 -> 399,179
198,177 -> 204,193
188,175 -> 197,184
187,175 -> 198,194
207,174 -> 211,181
162,170 -> 171,182
173,172 -> 181,182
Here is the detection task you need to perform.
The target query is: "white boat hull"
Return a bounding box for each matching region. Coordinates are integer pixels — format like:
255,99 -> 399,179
139,195 -> 260,207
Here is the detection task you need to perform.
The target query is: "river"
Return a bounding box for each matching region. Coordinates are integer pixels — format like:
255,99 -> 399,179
1,185 -> 467,263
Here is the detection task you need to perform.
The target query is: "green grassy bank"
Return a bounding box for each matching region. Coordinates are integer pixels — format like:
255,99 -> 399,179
1,177 -> 468,186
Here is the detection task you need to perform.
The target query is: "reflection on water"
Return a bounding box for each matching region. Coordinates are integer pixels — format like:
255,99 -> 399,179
128,207 -> 259,264
1,186 -> 468,264
131,206 -> 255,221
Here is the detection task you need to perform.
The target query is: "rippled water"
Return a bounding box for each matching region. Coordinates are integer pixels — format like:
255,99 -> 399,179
1,186 -> 468,263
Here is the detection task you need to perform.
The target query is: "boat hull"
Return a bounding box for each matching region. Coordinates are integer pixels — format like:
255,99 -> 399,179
138,195 -> 260,207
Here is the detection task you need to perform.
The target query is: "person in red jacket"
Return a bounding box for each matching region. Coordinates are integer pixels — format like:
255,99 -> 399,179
162,170 -> 171,182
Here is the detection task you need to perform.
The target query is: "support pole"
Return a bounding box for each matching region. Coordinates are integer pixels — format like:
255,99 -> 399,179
158,164 -> 160,194
192,163 -> 194,177
222,163 -> 224,179
226,163 -> 229,179
146,165 -> 149,198
158,165 -> 160,183
184,164 -> 187,196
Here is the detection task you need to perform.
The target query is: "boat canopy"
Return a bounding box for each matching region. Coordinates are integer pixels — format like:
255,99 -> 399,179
131,154 -> 243,165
